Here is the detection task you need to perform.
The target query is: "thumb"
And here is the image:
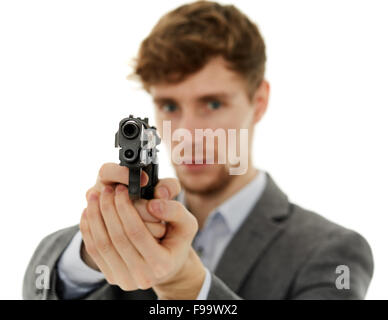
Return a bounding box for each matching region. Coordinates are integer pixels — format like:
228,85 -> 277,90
147,199 -> 198,244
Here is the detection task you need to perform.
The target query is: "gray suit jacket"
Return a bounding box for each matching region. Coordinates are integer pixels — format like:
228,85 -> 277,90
23,173 -> 374,300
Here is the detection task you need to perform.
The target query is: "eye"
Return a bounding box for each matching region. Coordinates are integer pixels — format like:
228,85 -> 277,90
207,100 -> 222,110
161,103 -> 178,113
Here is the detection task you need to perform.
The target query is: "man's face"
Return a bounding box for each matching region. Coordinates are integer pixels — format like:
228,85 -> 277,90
151,56 -> 269,195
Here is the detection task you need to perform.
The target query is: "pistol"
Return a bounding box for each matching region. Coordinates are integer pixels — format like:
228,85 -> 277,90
115,114 -> 161,200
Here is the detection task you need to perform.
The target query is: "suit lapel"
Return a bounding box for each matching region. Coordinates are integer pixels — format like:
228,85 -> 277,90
213,173 -> 290,293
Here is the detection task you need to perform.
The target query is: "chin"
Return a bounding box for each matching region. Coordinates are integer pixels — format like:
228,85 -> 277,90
174,163 -> 232,195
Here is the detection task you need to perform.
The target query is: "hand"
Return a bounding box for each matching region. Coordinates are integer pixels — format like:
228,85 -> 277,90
81,163 -> 177,271
80,173 -> 205,298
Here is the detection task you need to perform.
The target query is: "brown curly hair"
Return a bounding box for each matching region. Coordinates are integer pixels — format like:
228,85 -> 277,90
130,0 -> 266,101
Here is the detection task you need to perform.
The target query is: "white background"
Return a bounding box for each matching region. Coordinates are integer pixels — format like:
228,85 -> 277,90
0,0 -> 387,299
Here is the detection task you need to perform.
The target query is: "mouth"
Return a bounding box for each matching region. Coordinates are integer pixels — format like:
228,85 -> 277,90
180,158 -> 210,170
182,164 -> 209,173
182,158 -> 208,164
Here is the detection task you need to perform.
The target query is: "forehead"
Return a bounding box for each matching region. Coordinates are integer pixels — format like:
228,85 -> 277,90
150,56 -> 245,100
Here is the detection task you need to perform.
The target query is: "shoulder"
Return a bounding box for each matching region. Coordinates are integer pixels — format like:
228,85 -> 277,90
280,204 -> 374,298
33,225 -> 80,256
282,202 -> 374,280
285,203 -> 371,252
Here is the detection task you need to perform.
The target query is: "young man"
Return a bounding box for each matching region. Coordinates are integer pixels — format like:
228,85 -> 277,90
23,1 -> 373,300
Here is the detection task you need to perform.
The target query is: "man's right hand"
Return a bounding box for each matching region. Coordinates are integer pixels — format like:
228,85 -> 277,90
81,162 -> 181,271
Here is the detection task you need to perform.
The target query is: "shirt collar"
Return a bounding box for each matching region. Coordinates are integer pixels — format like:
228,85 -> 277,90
177,169 -> 267,234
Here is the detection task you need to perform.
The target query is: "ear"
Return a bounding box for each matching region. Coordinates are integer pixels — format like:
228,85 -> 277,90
252,80 -> 270,124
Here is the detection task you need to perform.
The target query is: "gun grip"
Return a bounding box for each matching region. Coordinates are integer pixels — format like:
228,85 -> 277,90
129,167 -> 141,200
141,163 -> 159,200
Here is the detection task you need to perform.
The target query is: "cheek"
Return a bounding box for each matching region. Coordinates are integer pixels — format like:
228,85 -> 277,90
156,118 -> 181,146
212,117 -> 246,132
230,109 -> 255,130
154,111 -> 162,130
212,104 -> 254,131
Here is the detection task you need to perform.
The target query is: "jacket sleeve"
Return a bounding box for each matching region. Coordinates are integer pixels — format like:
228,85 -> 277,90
289,229 -> 374,299
22,225 -> 83,300
207,273 -> 242,300
22,225 -> 150,300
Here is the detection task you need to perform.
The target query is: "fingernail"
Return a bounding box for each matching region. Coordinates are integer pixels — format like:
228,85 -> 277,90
150,200 -> 164,214
116,184 -> 126,193
103,186 -> 113,194
157,186 -> 169,200
88,192 -> 98,201
141,172 -> 149,186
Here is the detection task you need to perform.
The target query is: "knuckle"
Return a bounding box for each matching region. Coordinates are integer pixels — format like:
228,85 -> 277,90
138,282 -> 152,290
106,276 -> 117,286
136,275 -> 153,290
87,212 -> 99,224
96,238 -> 113,254
84,242 -> 98,257
114,191 -> 126,207
146,222 -> 166,238
100,198 -> 112,212
126,226 -> 144,241
134,200 -> 157,222
119,280 -> 134,291
119,285 -> 130,291
98,163 -> 110,181
110,232 -> 128,248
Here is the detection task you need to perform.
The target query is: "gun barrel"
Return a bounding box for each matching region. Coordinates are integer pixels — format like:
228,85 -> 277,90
122,120 -> 140,139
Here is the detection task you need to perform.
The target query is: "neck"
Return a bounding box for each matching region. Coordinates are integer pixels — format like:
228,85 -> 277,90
184,165 -> 259,230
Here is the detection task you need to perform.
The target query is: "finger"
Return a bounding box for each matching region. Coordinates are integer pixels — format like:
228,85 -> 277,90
86,186 -> 99,201
154,178 -> 181,200
147,199 -> 198,246
133,199 -> 161,223
86,192 -> 135,290
86,164 -> 149,201
79,208 -> 115,284
114,184 -> 169,278
145,222 -> 167,239
116,191 -> 166,236
98,162 -> 149,187
99,185 -> 154,289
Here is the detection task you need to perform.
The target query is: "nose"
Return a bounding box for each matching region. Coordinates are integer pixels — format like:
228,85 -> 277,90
175,109 -> 209,155
178,109 -> 204,136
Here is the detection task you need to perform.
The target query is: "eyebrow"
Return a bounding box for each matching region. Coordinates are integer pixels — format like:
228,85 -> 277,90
196,92 -> 230,103
153,92 -> 232,106
153,97 -> 178,106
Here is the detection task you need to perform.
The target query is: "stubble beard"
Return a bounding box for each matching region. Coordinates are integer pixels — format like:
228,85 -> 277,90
175,164 -> 235,197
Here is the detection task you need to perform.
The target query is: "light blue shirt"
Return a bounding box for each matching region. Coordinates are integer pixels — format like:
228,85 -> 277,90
57,169 -> 267,299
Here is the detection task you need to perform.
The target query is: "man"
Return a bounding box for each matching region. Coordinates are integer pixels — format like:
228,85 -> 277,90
23,1 -> 373,300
